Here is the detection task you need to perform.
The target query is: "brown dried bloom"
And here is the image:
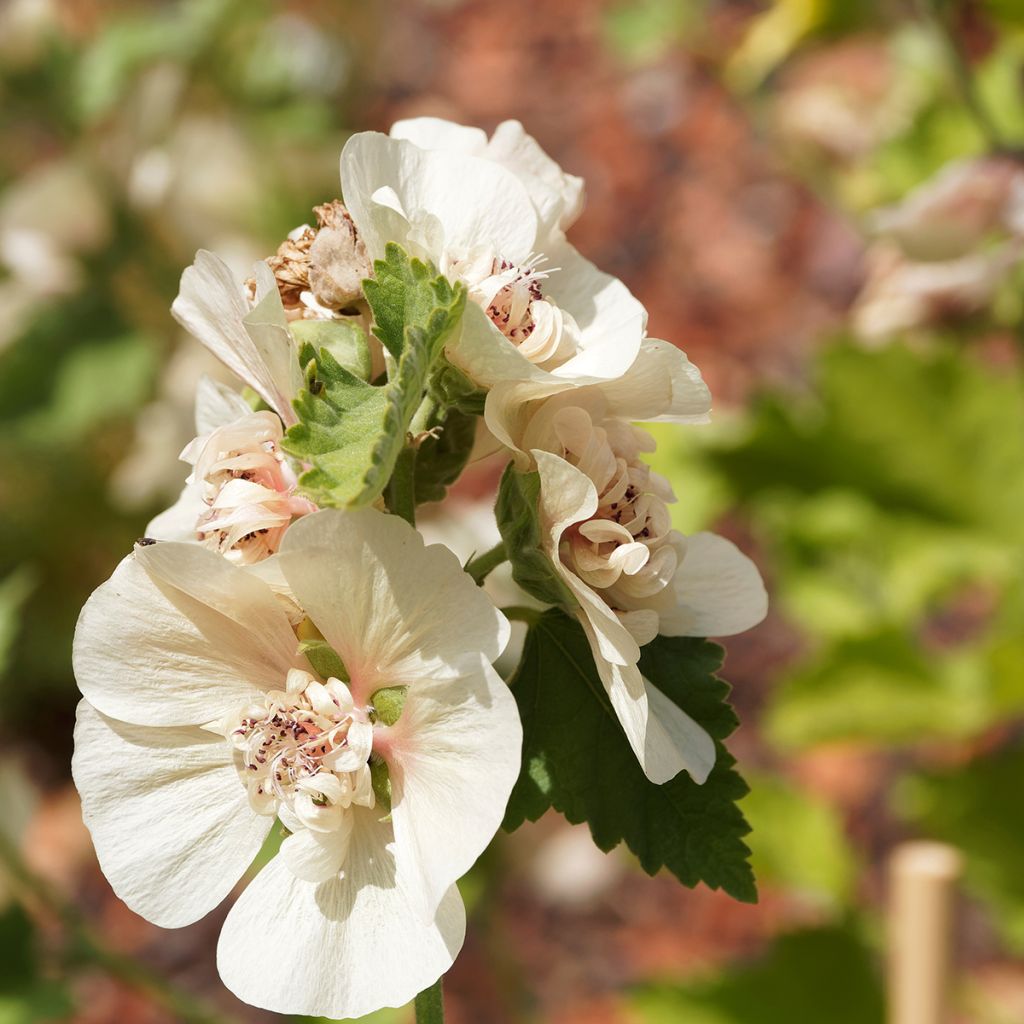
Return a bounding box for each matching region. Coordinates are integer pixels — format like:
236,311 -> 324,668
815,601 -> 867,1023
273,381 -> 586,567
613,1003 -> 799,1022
266,225 -> 315,306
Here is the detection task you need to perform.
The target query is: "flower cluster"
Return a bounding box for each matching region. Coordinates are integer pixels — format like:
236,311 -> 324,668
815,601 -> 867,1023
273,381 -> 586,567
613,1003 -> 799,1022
72,118 -> 767,1019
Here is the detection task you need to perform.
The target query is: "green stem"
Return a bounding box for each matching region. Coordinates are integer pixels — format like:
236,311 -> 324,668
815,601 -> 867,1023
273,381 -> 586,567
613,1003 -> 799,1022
414,976 -> 445,1024
409,394 -> 440,436
387,445 -> 418,527
0,832 -> 228,1024
922,0 -> 1004,150
500,605 -> 541,627
465,542 -> 508,585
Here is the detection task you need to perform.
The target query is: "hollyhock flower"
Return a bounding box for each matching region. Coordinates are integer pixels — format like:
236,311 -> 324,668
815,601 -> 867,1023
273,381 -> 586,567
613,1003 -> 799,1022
72,509 -> 519,1019
340,118 -> 647,392
503,389 -> 766,784
147,378 -> 315,564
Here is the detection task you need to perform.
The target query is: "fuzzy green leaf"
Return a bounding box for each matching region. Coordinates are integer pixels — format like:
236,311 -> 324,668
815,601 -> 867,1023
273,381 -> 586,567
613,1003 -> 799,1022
282,245 -> 466,508
503,610 -> 756,902
289,319 -> 372,382
414,408 -> 478,505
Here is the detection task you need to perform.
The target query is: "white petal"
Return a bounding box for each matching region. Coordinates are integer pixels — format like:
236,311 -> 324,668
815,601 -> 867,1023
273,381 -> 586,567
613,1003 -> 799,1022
660,532 -> 768,638
171,250 -> 297,424
144,483 -> 203,543
193,375 -> 253,436
390,117 -> 488,156
341,132 -> 538,262
72,700 -> 270,928
74,544 -> 305,727
545,240 -> 646,381
600,339 -> 711,424
277,510 -> 509,702
280,822 -> 352,883
643,680 -> 716,784
485,119 -> 585,234
216,815 -> 465,1019
386,665 -> 522,920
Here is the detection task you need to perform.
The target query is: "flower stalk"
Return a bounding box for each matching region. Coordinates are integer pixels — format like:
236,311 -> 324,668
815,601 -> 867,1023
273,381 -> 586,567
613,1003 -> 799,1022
414,977 -> 445,1024
465,541 -> 508,584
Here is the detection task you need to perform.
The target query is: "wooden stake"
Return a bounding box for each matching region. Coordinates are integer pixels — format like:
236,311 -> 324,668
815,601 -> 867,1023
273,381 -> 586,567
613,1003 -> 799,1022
888,841 -> 963,1024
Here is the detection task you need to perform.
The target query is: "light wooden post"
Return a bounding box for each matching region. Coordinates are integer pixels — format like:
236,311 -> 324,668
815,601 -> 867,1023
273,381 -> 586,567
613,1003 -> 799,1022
888,841 -> 963,1024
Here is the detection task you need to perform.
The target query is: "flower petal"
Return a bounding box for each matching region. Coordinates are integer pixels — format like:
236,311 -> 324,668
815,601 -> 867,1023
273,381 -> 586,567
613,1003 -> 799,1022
599,339 -> 712,424
72,700 -> 270,928
216,814 -> 465,1019
193,375 -> 253,436
171,250 -> 296,424
643,680 -> 716,784
659,532 -> 768,638
341,132 -> 538,262
280,823 -> 352,883
386,665 -> 522,920
145,483 -> 204,543
277,509 -> 509,701
74,543 -> 305,727
390,117 -> 488,156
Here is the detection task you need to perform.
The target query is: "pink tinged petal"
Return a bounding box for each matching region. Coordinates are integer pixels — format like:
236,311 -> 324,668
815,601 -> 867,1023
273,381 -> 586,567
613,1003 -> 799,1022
386,665 -> 523,921
659,532 -> 769,638
171,250 -> 297,425
73,544 -> 306,727
216,815 -> 465,1019
277,509 -> 509,700
340,132 -> 538,262
72,700 -> 271,928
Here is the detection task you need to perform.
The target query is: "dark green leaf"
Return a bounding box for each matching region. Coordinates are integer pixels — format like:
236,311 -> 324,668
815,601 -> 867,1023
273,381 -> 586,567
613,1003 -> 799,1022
503,610 -> 756,902
414,408 -> 478,505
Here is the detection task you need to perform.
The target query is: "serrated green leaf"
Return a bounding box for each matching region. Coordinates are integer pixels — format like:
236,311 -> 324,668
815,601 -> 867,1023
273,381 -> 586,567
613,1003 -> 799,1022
283,245 -> 466,508
495,465 -> 579,609
503,610 -> 756,902
289,319 -> 372,382
362,242 -> 464,361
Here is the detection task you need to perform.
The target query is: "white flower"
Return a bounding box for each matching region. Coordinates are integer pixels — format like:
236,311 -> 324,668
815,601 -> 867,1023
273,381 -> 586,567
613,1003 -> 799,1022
340,119 -> 647,392
147,378 -> 315,564
506,390 -> 766,784
172,250 -> 303,424
72,509 -> 519,1018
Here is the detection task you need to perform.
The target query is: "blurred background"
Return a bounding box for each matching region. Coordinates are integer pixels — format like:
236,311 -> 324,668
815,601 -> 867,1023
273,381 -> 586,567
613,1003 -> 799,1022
2,0 -> 1024,1021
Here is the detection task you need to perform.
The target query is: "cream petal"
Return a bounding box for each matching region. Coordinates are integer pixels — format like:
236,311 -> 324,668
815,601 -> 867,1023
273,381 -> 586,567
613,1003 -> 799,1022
193,375 -> 253,436
281,821 -> 353,882
171,250 -> 296,424
659,532 -> 768,638
643,680 -> 716,785
390,117 -> 488,156
277,509 -> 509,702
485,120 -> 585,234
341,132 -> 538,263
74,544 -> 305,727
544,240 -> 646,381
72,700 -> 270,928
386,665 -> 522,920
216,814 -> 465,1019
599,339 -> 712,424
144,483 -> 203,543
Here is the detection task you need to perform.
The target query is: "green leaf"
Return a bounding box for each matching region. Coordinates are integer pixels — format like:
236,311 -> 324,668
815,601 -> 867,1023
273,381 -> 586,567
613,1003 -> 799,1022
362,242 -> 465,361
631,923 -> 884,1024
369,686 -> 408,727
289,319 -> 372,382
495,466 -> 579,609
898,743 -> 1024,953
414,408 -> 477,505
283,246 -> 465,508
0,570 -> 34,682
503,610 -> 756,903
298,638 -> 349,682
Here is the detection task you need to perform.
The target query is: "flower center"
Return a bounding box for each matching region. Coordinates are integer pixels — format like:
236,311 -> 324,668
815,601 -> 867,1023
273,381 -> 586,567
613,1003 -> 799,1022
446,248 -> 576,366
183,411 -> 316,564
553,408 -> 677,606
221,668 -> 375,832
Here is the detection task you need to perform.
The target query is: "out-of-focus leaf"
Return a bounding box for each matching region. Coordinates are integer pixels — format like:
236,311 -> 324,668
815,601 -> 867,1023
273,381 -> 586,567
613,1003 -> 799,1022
602,0 -> 704,65
631,924 -> 884,1024
743,775 -> 856,907
898,744 -> 1024,953
17,334 -> 156,443
0,570 -> 34,681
